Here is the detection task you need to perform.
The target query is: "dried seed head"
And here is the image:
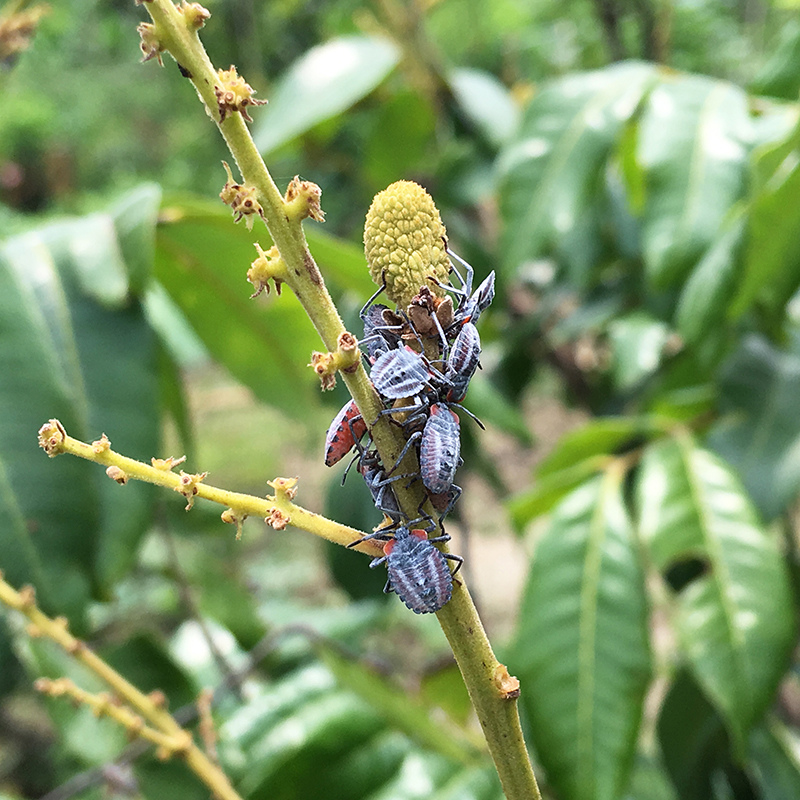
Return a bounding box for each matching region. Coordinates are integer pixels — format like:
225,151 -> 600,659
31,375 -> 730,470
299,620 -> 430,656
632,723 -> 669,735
266,508 -> 290,530
364,181 -> 450,309
220,161 -> 264,230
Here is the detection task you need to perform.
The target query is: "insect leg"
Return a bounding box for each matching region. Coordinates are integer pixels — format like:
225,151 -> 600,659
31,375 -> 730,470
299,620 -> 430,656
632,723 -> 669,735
442,552 -> 464,576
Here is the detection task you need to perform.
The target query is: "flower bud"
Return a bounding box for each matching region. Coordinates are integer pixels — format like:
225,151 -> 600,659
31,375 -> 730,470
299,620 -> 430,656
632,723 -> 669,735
364,181 -> 450,309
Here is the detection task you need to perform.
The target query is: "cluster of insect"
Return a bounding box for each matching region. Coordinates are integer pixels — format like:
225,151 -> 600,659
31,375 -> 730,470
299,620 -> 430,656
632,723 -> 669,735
324,245 -> 495,614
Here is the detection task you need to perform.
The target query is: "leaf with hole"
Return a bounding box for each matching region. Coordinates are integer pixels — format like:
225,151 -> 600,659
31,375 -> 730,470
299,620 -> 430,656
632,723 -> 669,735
637,436 -> 794,750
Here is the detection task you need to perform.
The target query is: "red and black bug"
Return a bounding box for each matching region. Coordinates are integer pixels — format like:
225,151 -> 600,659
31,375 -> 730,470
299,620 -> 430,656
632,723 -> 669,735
350,525 -> 463,614
324,399 -> 368,467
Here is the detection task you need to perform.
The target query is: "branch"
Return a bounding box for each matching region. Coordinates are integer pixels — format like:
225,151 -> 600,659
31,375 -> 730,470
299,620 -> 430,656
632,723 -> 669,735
0,576 -> 243,800
37,419 -> 383,557
130,4 -> 543,797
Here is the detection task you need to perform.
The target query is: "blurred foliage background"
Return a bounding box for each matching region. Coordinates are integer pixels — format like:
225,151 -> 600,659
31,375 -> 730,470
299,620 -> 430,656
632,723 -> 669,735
4,0 -> 800,799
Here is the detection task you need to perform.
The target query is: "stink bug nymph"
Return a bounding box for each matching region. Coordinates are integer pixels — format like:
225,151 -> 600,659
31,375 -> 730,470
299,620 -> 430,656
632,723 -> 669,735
357,526 -> 463,614
324,399 -> 367,467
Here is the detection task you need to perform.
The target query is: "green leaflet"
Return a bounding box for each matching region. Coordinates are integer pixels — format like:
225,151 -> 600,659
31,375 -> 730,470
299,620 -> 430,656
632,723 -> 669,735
637,436 -> 794,751
513,470 -> 651,800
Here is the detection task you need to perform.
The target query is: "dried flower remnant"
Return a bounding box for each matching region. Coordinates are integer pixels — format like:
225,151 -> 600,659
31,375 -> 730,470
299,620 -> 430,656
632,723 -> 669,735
137,22 -> 164,65
219,161 -> 264,230
284,176 -> 325,223
215,65 -> 267,123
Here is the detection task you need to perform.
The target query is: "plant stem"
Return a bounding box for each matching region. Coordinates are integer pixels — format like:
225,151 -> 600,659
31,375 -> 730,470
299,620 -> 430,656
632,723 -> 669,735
439,588 -> 542,800
0,576 -> 243,800
37,420 -> 382,557
139,3 -> 542,796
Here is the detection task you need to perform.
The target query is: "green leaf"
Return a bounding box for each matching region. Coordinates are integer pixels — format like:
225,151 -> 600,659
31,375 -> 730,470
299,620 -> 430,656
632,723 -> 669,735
637,74 -> 750,288
136,758 -> 208,800
499,62 -> 656,284
539,417 -> 658,477
730,119 -> 800,320
674,208 -> 746,344
0,195 -> 161,617
607,311 -> 671,391
364,90 -> 437,190
462,372 -> 533,444
317,643 -> 482,765
143,281 -> 209,368
622,755 -> 678,800
636,436 -> 794,749
708,334 -> 800,520
253,36 -> 400,155
750,19 -> 800,100
429,767 -> 504,800
154,199 -> 323,417
448,68 -> 520,147
656,669 -> 730,800
749,718 -> 800,800
229,689 -> 385,798
0,620 -> 20,699
512,471 -> 651,800
366,751 -> 459,800
103,633 -> 196,709
508,417 -> 661,529
109,183 -> 162,293
419,662 -> 473,728
300,731 -> 411,800
507,457 -> 607,530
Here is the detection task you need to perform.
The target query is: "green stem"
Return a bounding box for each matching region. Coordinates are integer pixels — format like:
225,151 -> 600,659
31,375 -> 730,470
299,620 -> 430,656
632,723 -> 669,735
37,420 -> 381,556
140,4 -> 541,797
0,577 -> 244,800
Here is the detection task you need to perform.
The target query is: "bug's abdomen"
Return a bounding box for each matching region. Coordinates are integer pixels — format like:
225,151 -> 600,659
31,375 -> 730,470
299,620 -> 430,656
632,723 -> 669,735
420,405 -> 460,494
324,399 -> 366,466
386,532 -> 453,614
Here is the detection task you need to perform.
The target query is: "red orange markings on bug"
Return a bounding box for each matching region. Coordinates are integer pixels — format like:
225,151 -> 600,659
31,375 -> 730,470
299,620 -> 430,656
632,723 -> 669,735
324,246 -> 492,613
323,399 -> 367,467
360,526 -> 462,614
